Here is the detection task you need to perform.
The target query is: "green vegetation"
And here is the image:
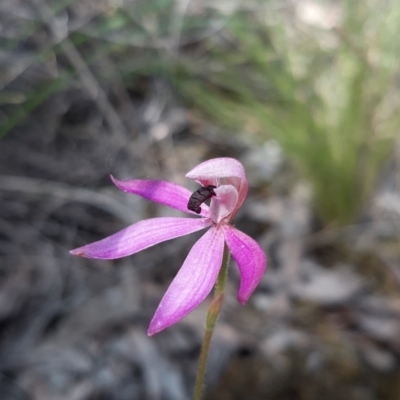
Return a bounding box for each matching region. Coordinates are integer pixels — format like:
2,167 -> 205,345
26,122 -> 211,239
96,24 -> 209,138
2,0 -> 400,226
175,1 -> 400,226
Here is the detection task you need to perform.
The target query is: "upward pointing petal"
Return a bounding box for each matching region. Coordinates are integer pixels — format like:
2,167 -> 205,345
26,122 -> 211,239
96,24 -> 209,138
70,217 -> 212,259
223,226 -> 266,304
186,157 -> 246,182
111,176 -> 209,217
148,227 -> 225,336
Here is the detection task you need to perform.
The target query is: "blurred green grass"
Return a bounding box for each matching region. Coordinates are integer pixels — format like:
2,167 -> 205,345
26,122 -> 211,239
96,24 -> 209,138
1,0 -> 400,227
175,1 -> 400,226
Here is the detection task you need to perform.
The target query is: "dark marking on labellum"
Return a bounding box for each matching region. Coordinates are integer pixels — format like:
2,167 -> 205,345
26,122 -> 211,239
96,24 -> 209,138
187,185 -> 217,214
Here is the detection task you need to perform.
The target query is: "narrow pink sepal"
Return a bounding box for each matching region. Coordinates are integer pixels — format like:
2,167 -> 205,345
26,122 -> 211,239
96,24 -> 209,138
223,226 -> 266,304
70,217 -> 212,259
111,176 -> 209,217
147,227 -> 225,336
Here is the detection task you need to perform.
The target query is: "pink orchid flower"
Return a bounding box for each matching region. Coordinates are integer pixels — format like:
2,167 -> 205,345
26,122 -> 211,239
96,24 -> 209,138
71,158 -> 266,335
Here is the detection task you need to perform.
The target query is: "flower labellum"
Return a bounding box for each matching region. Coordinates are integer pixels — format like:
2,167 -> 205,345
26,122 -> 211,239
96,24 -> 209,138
187,185 -> 216,214
70,158 -> 267,335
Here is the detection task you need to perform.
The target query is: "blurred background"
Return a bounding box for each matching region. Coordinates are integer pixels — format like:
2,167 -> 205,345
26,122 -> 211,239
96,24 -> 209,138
1,0 -> 400,399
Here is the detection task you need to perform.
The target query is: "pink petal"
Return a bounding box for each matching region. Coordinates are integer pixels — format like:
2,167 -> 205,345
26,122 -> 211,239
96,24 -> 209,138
186,157 -> 246,181
186,158 -> 248,215
209,184 -> 238,223
70,217 -> 212,259
111,176 -> 209,217
223,226 -> 266,304
148,227 -> 225,336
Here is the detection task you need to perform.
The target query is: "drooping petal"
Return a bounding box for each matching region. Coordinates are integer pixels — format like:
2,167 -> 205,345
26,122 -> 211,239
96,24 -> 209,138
223,226 -> 266,304
111,176 -> 209,217
148,227 -> 225,336
209,184 -> 238,223
70,217 -> 212,259
186,158 -> 248,215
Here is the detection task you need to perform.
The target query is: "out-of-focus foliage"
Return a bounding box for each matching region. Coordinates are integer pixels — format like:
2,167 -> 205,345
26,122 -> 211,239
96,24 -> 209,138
2,2 -> 400,400
0,0 -> 235,138
176,0 -> 400,226
1,0 -> 399,227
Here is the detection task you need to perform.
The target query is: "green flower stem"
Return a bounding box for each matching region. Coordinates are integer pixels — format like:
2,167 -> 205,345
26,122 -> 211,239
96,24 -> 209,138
193,244 -> 230,400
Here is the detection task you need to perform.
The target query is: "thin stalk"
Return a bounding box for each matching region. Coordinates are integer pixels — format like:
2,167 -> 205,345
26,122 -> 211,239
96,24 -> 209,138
193,244 -> 230,400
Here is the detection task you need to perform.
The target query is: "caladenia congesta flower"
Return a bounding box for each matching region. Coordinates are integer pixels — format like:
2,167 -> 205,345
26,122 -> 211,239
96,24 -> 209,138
70,158 -> 267,336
